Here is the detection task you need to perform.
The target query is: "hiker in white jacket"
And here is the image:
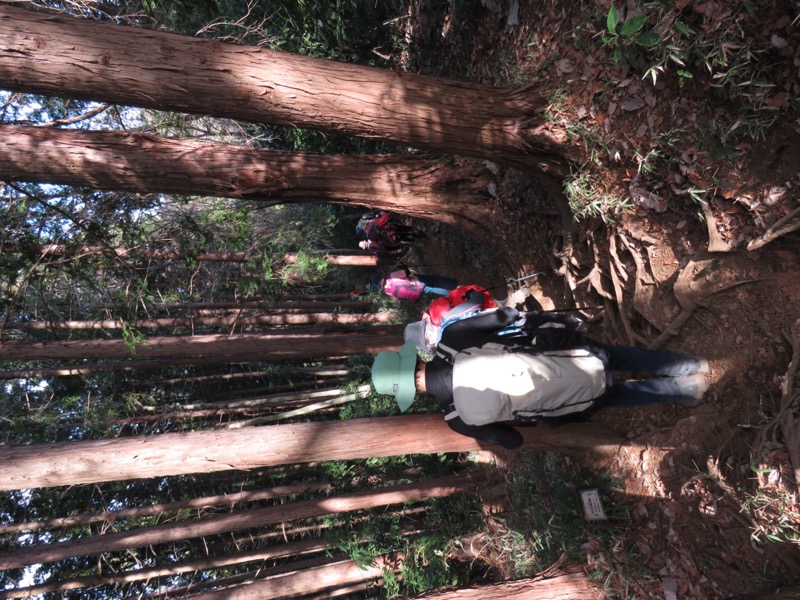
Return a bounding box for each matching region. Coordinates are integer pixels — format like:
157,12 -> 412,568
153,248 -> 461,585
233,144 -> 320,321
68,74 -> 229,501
372,307 -> 708,449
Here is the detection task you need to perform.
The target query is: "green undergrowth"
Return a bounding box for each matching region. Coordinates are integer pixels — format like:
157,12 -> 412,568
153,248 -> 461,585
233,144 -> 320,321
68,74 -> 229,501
319,445 -> 631,597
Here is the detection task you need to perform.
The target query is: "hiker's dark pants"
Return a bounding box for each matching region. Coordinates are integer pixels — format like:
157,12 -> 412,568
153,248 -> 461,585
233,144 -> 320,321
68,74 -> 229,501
599,345 -> 704,407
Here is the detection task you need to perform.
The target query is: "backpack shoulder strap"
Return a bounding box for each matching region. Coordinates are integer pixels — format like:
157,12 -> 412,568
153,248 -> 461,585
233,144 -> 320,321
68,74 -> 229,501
435,342 -> 458,364
443,405 -> 460,421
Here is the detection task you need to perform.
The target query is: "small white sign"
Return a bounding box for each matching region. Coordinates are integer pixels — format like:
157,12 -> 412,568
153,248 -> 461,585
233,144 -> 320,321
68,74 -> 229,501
580,489 -> 607,521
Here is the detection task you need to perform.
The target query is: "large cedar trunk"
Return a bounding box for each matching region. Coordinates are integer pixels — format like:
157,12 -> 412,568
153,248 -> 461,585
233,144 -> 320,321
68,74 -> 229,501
0,125 -> 495,234
0,327 -> 404,361
0,5 -> 579,174
0,415 -> 623,490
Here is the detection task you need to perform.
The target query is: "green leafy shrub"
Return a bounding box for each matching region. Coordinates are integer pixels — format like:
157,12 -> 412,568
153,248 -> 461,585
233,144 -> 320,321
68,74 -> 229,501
603,6 -> 659,66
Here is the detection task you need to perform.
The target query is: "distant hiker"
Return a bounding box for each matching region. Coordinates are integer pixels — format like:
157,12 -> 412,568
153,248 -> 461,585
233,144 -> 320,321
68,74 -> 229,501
356,211 -> 426,249
373,306 -> 709,449
372,269 -> 458,303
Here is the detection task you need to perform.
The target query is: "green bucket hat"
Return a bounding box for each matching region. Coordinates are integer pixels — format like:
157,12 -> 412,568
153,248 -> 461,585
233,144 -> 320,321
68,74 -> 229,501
371,340 -> 419,412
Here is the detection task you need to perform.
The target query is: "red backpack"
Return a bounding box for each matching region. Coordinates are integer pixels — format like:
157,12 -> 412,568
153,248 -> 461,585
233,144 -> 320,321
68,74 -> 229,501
424,285 -> 495,326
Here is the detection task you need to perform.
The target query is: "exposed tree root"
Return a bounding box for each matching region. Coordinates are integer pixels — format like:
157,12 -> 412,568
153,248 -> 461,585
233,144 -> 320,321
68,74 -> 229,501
754,318 -> 800,493
576,231 -> 614,301
607,234 -> 648,346
602,297 -> 624,341
700,200 -> 732,253
616,233 -> 655,286
747,205 -> 800,251
645,258 -> 705,350
647,258 -> 766,350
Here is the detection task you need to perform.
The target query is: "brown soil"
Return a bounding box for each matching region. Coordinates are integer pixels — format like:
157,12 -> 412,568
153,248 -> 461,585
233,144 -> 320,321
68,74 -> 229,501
404,0 -> 800,597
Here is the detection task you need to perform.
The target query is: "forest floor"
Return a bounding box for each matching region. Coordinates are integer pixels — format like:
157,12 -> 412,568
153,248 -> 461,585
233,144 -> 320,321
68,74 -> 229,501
402,0 -> 800,597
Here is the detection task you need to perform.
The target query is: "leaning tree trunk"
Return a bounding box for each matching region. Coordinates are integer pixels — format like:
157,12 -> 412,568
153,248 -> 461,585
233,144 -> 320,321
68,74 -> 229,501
159,365 -> 348,386
0,415 -> 623,490
0,5 -> 579,174
65,300 -> 360,311
0,483 -> 331,535
405,565 -> 603,599
0,125 -> 496,235
0,326 -> 404,361
18,243 -> 384,267
181,555 -> 399,600
0,475 -> 478,569
11,312 -> 396,330
0,356 -> 263,380
0,539 -> 330,599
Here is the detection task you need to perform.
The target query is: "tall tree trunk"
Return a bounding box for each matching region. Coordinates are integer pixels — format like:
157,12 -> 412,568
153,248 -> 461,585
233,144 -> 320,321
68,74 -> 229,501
0,538 -> 330,599
160,365 -> 348,386
0,475 -> 478,569
0,326 -> 404,361
105,401 -> 343,426
224,386 -> 371,428
177,378 -> 351,400
281,253 -> 384,267
0,356 -> 265,380
0,5 -> 578,174
0,415 -> 623,490
11,312 -> 396,330
0,125 -> 495,235
19,243 -> 383,267
404,565 -> 603,599
280,294 -> 351,301
181,555 -> 399,600
165,386 -> 358,413
0,483 -> 331,535
65,300 -> 355,311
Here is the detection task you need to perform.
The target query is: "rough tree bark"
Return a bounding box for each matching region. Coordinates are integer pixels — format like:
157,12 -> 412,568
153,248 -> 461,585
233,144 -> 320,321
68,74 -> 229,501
0,125 -> 496,235
0,415 -> 623,490
0,5 -> 578,174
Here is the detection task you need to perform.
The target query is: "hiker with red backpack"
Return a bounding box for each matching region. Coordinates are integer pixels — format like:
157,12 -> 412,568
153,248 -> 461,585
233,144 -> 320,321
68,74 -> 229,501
372,306 -> 709,449
356,211 -> 426,255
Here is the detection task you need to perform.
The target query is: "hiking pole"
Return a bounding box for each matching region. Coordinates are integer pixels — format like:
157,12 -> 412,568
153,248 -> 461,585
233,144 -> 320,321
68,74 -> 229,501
547,306 -> 604,313
486,271 -> 544,292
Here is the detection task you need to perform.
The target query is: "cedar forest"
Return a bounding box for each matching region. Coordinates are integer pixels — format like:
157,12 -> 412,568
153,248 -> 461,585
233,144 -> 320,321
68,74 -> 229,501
0,1 -> 799,599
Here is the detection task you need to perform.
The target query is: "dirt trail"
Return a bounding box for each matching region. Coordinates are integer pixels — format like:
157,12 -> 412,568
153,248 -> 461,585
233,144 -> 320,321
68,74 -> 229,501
406,0 -> 800,596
